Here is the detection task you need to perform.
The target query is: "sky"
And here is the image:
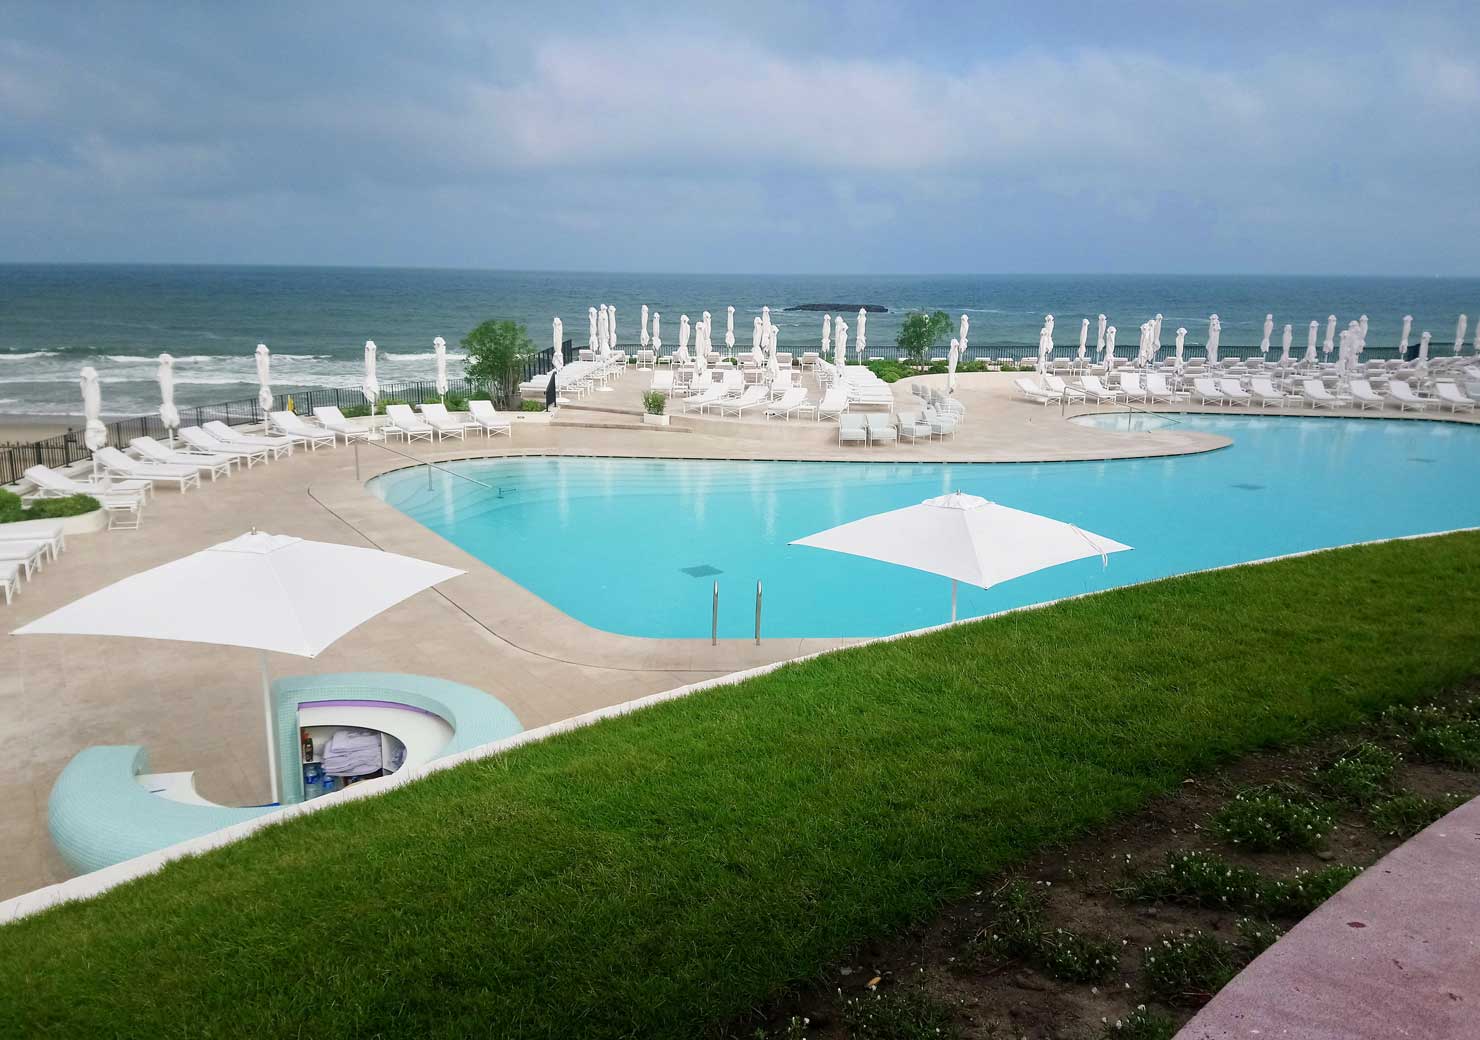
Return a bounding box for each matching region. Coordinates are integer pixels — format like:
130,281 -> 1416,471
2,1 -> 1479,275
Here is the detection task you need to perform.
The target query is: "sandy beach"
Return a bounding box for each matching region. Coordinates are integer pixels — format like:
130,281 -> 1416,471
0,415 -> 81,443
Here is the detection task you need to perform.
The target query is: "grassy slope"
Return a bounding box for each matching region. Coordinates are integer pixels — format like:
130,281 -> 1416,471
3,532 -> 1479,1038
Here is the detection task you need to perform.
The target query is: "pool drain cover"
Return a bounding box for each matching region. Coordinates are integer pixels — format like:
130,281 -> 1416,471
680,564 -> 723,578
1229,482 -> 1266,491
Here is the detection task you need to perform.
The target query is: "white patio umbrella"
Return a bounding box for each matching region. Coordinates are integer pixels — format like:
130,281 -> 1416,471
726,306 -> 736,352
679,314 -> 691,359
158,353 -> 180,446
1324,315 -> 1337,355
1359,314 -> 1369,343
947,338 -> 960,393
14,531 -> 463,804
754,316 -> 764,355
433,336 -> 449,399
1456,314 -> 1469,355
1096,314 -> 1107,354
792,492 -> 1130,622
1260,314 -> 1274,355
255,343 -> 272,412
362,340 -> 379,418
1078,318 -> 1089,363
1279,324 -> 1293,366
821,314 -> 832,358
588,307 -> 599,354
1037,325 -> 1052,373
1044,313 -> 1055,343
1174,328 -> 1187,365
640,304 -> 650,349
1305,321 -> 1319,365
1137,322 -> 1152,366
1337,329 -> 1352,373
1398,315 -> 1412,358
856,309 -> 868,359
597,304 -> 610,356
958,313 -> 970,361
651,313 -> 662,358
1153,314 -> 1164,354
835,318 -> 848,368
551,317 -> 564,372
608,306 -> 617,354
80,366 -> 106,473
762,305 -> 770,334
1418,330 -> 1432,364
1206,316 -> 1220,365
1104,326 -> 1118,370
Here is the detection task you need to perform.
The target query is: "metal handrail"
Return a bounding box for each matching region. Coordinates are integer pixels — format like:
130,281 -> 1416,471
354,436 -> 515,497
1058,375 -> 1183,427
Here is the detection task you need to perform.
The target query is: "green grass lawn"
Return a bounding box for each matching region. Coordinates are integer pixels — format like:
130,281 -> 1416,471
3,532 -> 1479,1038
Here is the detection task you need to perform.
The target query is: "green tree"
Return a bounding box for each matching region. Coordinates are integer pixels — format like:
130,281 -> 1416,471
896,309 -> 952,368
462,319 -> 535,409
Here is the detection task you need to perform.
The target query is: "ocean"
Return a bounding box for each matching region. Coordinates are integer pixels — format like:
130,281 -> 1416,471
1,264 -> 1476,419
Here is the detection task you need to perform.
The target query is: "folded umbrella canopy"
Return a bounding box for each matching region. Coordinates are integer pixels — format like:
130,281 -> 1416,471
434,336 -> 449,398
792,492 -> 1131,622
255,343 -> 272,412
158,353 -> 179,444
14,531 -> 462,803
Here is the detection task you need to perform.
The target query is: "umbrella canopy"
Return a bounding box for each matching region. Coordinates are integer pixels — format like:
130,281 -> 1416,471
14,531 -> 463,802
947,338 -> 960,392
255,343 -> 272,412
1399,314 -> 1412,358
1104,326 -> 1118,369
80,366 -> 107,453
791,492 -> 1131,621
1324,315 -> 1337,354
1037,325 -> 1051,372
835,318 -> 848,368
597,305 -> 609,355
640,304 -> 650,348
679,314 -> 691,356
1174,327 -> 1187,364
552,317 -> 564,372
1418,330 -> 1432,363
1153,314 -> 1164,353
1260,314 -> 1274,354
1044,313 -> 1055,341
651,313 -> 662,356
362,341 -> 379,413
1096,314 -> 1107,354
726,306 -> 736,351
1359,314 -> 1369,342
958,313 -> 969,354
821,314 -> 832,356
1456,314 -> 1469,355
157,353 -> 179,433
588,307 -> 599,353
609,306 -> 618,353
1206,316 -> 1220,365
1137,322 -> 1152,366
856,309 -> 867,357
433,336 -> 449,397
1305,321 -> 1319,364
1279,324 -> 1293,366
1078,318 -> 1089,361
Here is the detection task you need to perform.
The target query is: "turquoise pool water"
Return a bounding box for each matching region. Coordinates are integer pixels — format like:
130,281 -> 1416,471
371,416 -> 1480,638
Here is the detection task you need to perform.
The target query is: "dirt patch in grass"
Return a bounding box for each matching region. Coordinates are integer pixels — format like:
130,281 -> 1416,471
742,683 -> 1480,1040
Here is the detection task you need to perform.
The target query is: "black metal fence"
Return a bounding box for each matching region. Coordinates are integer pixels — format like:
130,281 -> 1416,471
0,345 -> 566,488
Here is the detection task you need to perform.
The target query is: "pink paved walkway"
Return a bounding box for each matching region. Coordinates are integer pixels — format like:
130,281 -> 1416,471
1179,796 -> 1480,1039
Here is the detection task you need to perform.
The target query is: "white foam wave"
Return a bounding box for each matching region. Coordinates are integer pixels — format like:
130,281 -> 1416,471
385,352 -> 467,360
0,351 -> 59,360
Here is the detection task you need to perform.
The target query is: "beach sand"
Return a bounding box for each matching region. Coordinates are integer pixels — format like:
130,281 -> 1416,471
0,415 -> 82,442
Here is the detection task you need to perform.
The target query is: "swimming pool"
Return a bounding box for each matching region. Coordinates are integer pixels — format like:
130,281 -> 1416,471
370,416 -> 1480,639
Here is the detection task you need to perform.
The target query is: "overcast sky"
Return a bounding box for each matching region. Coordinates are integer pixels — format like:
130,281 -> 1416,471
3,1 -> 1478,274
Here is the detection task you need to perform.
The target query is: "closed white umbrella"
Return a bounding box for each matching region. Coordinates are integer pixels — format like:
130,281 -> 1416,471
1260,314 -> 1274,355
856,309 -> 867,359
1359,314 -> 1369,343
835,318 -> 848,368
726,306 -> 736,353
947,337 -> 960,393
792,492 -> 1130,622
1418,330 -> 1432,364
762,306 -> 770,335
1153,313 -> 1164,354
1137,322 -> 1152,366
958,313 -> 970,362
1105,326 -> 1118,370
1324,315 -> 1337,355
362,340 -> 379,418
1044,314 -> 1055,361
597,305 -> 609,356
1279,324 -> 1293,366
13,531 -> 462,804
588,307 -> 599,354
1337,329 -> 1352,374
1206,316 -> 1220,365
1398,314 -> 1412,358
651,313 -> 662,357
80,366 -> 106,475
1077,318 -> 1089,363
1096,314 -> 1107,354
255,343 -> 272,413
1456,314 -> 1469,355
609,306 -> 618,354
1174,328 -> 1187,365
679,314 -> 691,363
158,353 -> 179,446
433,336 -> 449,398
821,314 -> 832,358
1305,321 -> 1319,365
640,304 -> 650,349
552,317 -> 564,372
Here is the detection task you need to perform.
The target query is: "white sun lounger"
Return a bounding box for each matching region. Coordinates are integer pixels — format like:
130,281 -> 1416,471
0,519 -> 65,561
1346,379 -> 1387,411
0,541 -> 48,580
467,400 -> 513,438
1434,382 -> 1477,413
1217,378 -> 1253,406
864,413 -> 898,444
202,421 -> 294,459
1248,377 -> 1297,408
20,466 -> 146,529
1300,379 -> 1345,409
1078,375 -> 1124,405
803,386 -> 849,421
1118,372 -> 1153,403
418,403 -> 477,441
764,387 -> 809,419
311,406 -> 372,443
1014,377 -> 1058,405
838,413 -> 868,445
1042,374 -> 1087,401
93,447 -> 203,493
270,411 -> 337,450
180,427 -> 272,466
717,385 -> 770,416
130,436 -> 234,480
1385,380 -> 1431,412
384,404 -> 435,443
1192,377 -> 1227,404
0,561 -> 19,605
1144,373 -> 1188,403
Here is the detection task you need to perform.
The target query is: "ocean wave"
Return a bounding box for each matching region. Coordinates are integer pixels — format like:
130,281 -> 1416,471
0,351 -> 60,360
384,352 -> 468,360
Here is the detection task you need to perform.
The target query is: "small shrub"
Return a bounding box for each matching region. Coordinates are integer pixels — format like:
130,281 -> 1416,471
838,988 -> 960,1039
1211,786 -> 1335,852
1100,1005 -> 1176,1040
1368,792 -> 1468,838
21,494 -> 100,520
1257,865 -> 1362,917
642,390 -> 667,415
1141,930 -> 1244,1007
976,880 -> 1120,983
1314,743 -> 1402,807
1036,927 -> 1122,983
1122,851 -> 1358,917
0,489 -> 23,523
519,400 -> 546,412
1383,701 -> 1480,768
443,391 -> 469,411
1234,917 -> 1284,957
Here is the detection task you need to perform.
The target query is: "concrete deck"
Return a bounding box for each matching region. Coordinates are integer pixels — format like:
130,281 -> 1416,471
1,370 -> 1474,898
1178,795 -> 1480,1040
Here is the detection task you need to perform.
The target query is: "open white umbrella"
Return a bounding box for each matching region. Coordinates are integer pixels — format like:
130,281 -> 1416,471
792,492 -> 1130,622
1324,315 -> 1336,355
433,336 -> 449,399
1418,330 -> 1432,364
1206,316 -> 1220,365
1305,321 -> 1319,365
856,309 -> 868,359
14,531 -> 463,804
1096,314 -> 1107,354
835,318 -> 848,368
158,353 -> 180,445
1077,318 -> 1089,363
1398,315 -> 1412,358
1456,314 -> 1469,355
726,306 -> 736,353
1279,324 -> 1293,366
640,305 -> 650,349
1105,326 -> 1118,370
552,317 -> 564,372
362,340 -> 379,417
1174,328 -> 1187,365
588,307 -> 599,354
255,343 -> 272,413
947,338 -> 960,393
80,366 -> 106,474
1260,314 -> 1274,355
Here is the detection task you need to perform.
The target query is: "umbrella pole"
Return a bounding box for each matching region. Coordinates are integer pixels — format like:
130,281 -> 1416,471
259,650 -> 280,805
951,579 -> 958,623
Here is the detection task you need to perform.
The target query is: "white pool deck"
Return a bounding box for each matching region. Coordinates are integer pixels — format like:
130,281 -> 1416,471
2,370 -> 1474,898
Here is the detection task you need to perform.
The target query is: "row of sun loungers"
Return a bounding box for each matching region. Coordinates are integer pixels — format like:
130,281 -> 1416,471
0,518 -> 68,605
1015,372 -> 1480,414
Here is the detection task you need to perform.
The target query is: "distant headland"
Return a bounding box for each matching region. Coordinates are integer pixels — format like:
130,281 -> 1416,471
784,303 -> 889,313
